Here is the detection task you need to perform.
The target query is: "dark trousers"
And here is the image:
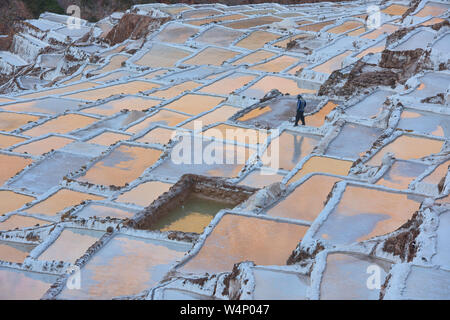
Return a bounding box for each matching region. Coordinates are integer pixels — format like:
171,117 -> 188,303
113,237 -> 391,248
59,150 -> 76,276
295,110 -> 305,126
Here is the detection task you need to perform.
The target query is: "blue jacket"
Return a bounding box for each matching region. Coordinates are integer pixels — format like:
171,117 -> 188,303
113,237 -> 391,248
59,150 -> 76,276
297,97 -> 306,112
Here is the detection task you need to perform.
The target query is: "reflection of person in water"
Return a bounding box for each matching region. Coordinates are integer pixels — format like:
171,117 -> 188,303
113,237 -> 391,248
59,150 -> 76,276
294,94 -> 306,126
292,135 -> 304,165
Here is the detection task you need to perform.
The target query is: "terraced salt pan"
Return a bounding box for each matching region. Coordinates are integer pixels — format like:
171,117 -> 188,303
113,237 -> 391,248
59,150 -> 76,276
399,266 -> 450,299
367,135 -> 444,166
263,131 -> 320,171
83,96 -> 161,116
135,127 -> 175,145
224,16 -> 282,29
432,33 -> 450,53
161,93 -> 224,116
18,82 -> 99,100
362,24 -> 399,39
181,214 -> 309,274
0,154 -> 32,186
327,20 -> 363,34
0,214 -> 48,232
134,43 -> 191,68
154,23 -> 198,44
75,111 -> 146,137
0,133 -> 26,148
421,160 -> 449,186
414,2 -> 449,18
250,55 -> 299,73
0,240 -> 36,263
183,47 -> 241,66
355,42 -> 386,59
92,71 -> 133,83
13,136 -> 75,155
312,51 -> 353,75
115,180 -> 173,207
241,76 -> 316,99
397,109 -> 450,137
25,189 -> 104,216
404,72 -> 450,100
253,268 -> 309,300
315,185 -> 423,244
235,30 -> 280,50
38,228 -> 104,264
126,110 -> 190,134
21,114 -> 97,137
79,145 -> 163,187
0,190 -> 34,215
268,175 -> 340,223
325,123 -> 382,160
238,168 -> 285,188
376,160 -> 428,190
151,136 -> 254,179
393,30 -> 436,51
151,194 -> 232,234
199,73 -> 256,95
304,101 -> 338,127
74,203 -> 134,219
89,54 -> 128,76
0,112 -> 40,132
345,90 -> 391,119
320,253 -> 391,300
86,132 -> 130,146
298,20 -> 335,32
194,26 -> 243,47
1,97 -> 82,114
381,4 -> 409,15
186,14 -> 248,26
203,123 -> 267,145
182,105 -> 240,130
432,211 -> 450,269
182,8 -> 222,20
64,81 -> 160,101
58,234 -> 190,300
231,50 -> 276,66
149,81 -> 202,99
0,267 -> 57,300
287,156 -> 353,185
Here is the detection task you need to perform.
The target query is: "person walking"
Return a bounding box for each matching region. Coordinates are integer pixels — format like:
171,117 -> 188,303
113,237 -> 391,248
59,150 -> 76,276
294,94 -> 306,126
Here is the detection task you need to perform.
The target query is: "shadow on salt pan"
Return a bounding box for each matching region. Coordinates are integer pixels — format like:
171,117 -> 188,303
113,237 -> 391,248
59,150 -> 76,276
57,235 -> 190,300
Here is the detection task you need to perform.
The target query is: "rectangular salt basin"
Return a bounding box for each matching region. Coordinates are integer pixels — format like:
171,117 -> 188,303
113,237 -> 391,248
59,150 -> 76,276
181,214 -> 309,274
182,105 -> 240,130
262,131 -> 321,171
432,211 -> 450,269
376,160 -> 428,190
320,253 -> 391,300
7,151 -> 91,194
115,180 -> 173,207
0,133 -> 26,148
134,43 -> 192,67
64,81 -> 160,101
287,156 -> 353,184
74,203 -> 135,219
414,2 -> 449,17
241,76 -> 316,99
149,81 -> 202,100
195,26 -> 243,47
253,268 -> 309,300
397,109 -> 450,137
381,4 -> 409,16
0,214 -> 48,232
199,73 -> 256,96
162,94 -> 224,116
305,101 -> 338,127
367,135 -> 444,166
404,72 -> 450,100
224,16 -> 282,29
135,127 -> 176,145
345,90 -> 391,118
202,123 -> 267,145
0,153 -> 32,186
231,50 -> 276,66
0,97 -> 83,114
0,112 -> 40,132
187,14 -> 248,26
21,114 -> 98,137
82,96 -> 161,116
150,194 -> 232,234
421,160 -> 450,186
235,30 -> 280,50
13,136 -> 75,155
151,136 -> 254,179
79,145 -> 163,187
0,267 -> 58,300
154,23 -> 198,44
0,190 -> 34,215
38,228 -> 104,264
0,240 -> 35,263
268,175 -> 340,222
183,47 -> 241,66
18,82 -> 99,99
25,189 -> 104,216
362,24 -> 399,39
250,55 -> 299,73
312,51 -> 352,75
325,123 -> 382,160
315,185 -> 423,244
327,20 -> 363,34
400,266 -> 450,299
86,132 -> 130,146
57,235 -> 190,299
